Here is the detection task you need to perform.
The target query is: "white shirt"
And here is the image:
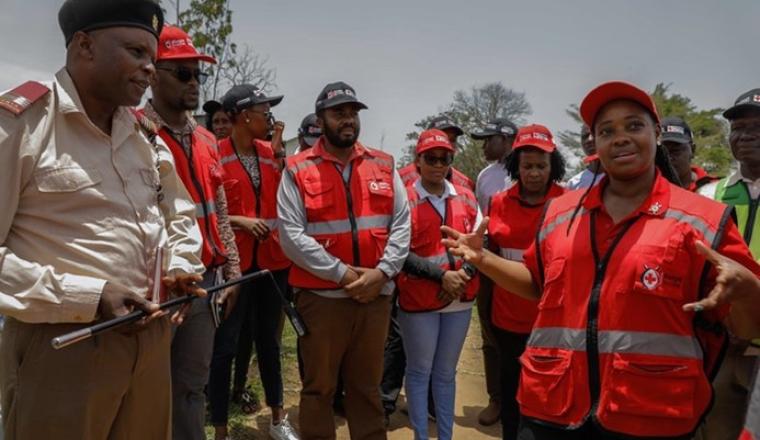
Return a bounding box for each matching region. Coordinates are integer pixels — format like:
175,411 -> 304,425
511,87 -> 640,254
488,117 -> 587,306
414,179 -> 483,313
475,162 -> 512,213
699,167 -> 760,199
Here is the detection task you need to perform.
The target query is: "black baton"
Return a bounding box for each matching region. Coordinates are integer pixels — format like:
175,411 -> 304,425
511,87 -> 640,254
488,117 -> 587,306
51,270 -> 271,350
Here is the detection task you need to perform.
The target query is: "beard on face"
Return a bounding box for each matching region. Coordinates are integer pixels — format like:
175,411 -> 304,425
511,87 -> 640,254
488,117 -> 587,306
323,123 -> 359,149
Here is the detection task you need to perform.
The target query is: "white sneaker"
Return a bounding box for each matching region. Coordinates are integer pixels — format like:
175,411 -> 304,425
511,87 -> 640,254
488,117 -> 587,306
269,414 -> 299,440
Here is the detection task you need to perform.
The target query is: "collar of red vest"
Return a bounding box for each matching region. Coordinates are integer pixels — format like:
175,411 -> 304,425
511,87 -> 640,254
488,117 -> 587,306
583,170 -> 671,218
308,137 -> 370,164
507,181 -> 565,205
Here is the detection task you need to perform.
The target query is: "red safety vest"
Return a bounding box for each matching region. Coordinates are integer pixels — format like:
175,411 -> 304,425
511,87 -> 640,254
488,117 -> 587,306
398,163 -> 475,190
741,369 -> 760,440
396,183 -> 480,312
147,118 -> 227,268
286,139 -> 395,290
688,164 -> 719,192
218,138 -> 290,272
488,182 -> 565,333
518,173 -> 731,437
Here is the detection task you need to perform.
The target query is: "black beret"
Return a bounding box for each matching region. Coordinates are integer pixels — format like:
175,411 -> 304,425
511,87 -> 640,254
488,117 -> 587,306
58,0 -> 164,47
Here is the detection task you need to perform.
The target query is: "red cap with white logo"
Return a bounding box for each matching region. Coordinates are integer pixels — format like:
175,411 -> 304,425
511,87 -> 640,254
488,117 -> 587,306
157,24 -> 217,64
416,129 -> 455,155
512,124 -> 556,153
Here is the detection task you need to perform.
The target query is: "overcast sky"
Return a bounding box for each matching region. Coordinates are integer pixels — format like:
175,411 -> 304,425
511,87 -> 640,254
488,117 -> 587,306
2,0 -> 759,160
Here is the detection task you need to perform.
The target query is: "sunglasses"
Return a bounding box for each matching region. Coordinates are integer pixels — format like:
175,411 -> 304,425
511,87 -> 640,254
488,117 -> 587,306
156,66 -> 209,84
421,153 -> 454,166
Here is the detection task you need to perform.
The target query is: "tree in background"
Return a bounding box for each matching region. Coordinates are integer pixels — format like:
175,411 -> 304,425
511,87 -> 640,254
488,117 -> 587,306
556,83 -> 732,177
162,0 -> 276,101
650,83 -> 731,175
401,82 -> 532,181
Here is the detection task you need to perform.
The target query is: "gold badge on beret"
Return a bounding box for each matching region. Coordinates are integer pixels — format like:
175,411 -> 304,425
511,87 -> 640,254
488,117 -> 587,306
152,14 -> 159,31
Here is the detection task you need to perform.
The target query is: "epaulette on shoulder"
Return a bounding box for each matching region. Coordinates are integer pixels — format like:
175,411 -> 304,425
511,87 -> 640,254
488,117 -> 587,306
130,108 -> 159,140
0,81 -> 50,116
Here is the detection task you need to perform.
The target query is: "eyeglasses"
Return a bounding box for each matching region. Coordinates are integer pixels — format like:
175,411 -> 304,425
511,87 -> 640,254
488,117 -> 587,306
156,66 -> 209,84
421,153 -> 454,166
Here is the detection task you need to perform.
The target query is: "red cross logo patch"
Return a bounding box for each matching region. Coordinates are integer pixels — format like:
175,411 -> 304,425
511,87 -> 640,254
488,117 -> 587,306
641,264 -> 662,290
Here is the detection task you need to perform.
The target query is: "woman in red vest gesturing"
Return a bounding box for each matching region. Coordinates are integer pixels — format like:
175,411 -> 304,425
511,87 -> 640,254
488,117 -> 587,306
208,84 -> 298,440
395,129 -> 481,440
442,81 -> 760,440
487,124 -> 566,439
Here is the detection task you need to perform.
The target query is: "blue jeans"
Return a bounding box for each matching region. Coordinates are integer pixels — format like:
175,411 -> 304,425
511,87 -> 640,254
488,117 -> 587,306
398,308 -> 471,440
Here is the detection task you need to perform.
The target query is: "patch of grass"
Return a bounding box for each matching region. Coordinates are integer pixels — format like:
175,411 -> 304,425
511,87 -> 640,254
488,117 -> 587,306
205,318 -> 301,439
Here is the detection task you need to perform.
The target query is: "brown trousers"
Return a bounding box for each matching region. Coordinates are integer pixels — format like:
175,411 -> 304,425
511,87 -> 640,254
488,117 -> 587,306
476,279 -> 501,402
0,317 -> 172,440
297,292 -> 392,440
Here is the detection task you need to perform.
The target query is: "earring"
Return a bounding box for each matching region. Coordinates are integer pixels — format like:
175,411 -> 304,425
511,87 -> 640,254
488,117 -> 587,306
245,118 -> 251,123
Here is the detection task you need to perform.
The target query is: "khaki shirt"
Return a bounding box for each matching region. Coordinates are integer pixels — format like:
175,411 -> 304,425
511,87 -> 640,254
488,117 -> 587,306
0,68 -> 204,324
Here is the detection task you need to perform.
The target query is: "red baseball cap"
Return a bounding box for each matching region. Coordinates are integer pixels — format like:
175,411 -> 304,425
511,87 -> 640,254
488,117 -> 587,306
157,25 -> 216,64
579,81 -> 659,128
416,129 -> 455,155
512,124 -> 556,153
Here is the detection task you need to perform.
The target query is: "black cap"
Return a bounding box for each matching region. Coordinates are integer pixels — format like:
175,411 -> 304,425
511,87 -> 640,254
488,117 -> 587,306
427,115 -> 464,137
59,0 -> 164,47
298,113 -> 322,146
723,88 -> 760,120
221,84 -> 283,113
660,116 -> 693,144
470,118 -> 518,140
315,81 -> 368,112
202,100 -> 222,115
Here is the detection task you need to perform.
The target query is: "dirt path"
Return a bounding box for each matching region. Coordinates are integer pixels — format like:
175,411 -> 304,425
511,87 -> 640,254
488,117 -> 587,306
221,311 -> 501,439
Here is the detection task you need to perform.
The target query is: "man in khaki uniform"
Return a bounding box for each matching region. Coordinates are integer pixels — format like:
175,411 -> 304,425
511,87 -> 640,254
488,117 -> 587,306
0,1 -> 205,439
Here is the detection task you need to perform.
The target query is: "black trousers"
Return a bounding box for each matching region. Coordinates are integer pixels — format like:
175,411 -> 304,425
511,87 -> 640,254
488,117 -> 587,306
517,417 -> 694,440
208,267 -> 288,426
493,327 -> 529,440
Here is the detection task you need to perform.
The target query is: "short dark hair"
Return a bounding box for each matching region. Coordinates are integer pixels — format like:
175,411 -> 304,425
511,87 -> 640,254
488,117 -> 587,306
505,147 -> 566,183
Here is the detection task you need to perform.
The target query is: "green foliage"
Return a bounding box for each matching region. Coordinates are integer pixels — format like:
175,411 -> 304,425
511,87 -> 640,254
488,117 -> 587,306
163,0 -> 276,101
650,83 -> 731,175
400,82 -> 532,182
557,83 -> 733,177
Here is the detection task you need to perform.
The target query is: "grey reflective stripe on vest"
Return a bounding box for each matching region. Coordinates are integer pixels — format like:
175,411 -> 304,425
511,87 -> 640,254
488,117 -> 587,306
289,157 -> 324,174
664,209 -> 717,244
305,214 -> 391,235
527,327 -> 704,359
364,155 -> 393,169
260,157 -> 279,168
499,247 -> 525,262
220,154 -> 237,165
195,201 -> 216,218
452,194 -> 478,211
538,208 -> 587,243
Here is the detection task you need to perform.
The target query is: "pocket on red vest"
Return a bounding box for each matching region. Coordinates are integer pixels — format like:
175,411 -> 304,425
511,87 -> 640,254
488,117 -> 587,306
602,353 -> 699,419
518,346 -> 574,417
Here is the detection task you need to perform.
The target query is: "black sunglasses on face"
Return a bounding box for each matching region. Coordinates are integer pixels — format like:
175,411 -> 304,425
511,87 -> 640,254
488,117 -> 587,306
422,153 -> 454,166
156,66 -> 209,84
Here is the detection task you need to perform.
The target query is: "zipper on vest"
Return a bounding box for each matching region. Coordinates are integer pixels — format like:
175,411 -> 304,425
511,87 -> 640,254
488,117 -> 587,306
340,164 -> 361,266
435,198 -> 457,270
586,212 -> 639,422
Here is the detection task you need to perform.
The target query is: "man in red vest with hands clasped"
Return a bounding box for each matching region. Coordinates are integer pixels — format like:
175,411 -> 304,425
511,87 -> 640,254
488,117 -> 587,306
278,82 -> 410,440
